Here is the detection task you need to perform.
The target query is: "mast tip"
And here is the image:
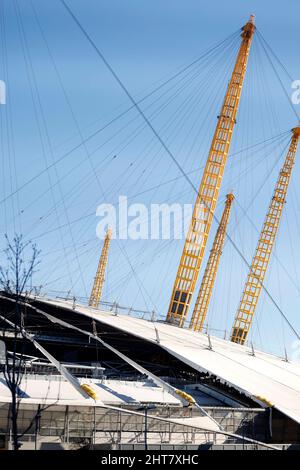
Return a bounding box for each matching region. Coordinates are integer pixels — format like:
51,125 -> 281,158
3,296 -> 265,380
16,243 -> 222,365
226,193 -> 235,203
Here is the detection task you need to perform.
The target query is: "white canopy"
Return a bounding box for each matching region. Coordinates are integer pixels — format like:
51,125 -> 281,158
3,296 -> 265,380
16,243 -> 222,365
33,297 -> 300,424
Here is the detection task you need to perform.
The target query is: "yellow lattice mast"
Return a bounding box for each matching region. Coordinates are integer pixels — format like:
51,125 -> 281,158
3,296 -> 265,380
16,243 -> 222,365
189,193 -> 234,332
166,16 -> 255,327
89,228 -> 112,308
231,127 -> 300,345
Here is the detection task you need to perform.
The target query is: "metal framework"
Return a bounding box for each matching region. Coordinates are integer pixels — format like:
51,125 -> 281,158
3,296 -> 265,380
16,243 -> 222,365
89,228 -> 112,308
231,127 -> 300,345
166,16 -> 255,327
190,193 -> 234,332
0,402 -> 276,450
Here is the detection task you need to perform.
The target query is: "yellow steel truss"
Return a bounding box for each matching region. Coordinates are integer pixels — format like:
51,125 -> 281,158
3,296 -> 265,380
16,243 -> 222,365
189,193 -> 234,332
166,16 -> 255,327
231,127 -> 300,345
89,228 -> 112,309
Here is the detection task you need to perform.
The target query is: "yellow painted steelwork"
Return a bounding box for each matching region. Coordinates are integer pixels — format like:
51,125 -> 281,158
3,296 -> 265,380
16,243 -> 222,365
254,396 -> 274,408
175,389 -> 196,406
166,16 -> 255,327
80,383 -> 98,400
231,127 -> 300,345
89,228 -> 112,309
190,193 -> 234,332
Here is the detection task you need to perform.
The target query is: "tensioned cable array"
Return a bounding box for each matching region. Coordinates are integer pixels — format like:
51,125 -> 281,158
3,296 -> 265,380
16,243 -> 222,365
59,0 -> 300,341
1,3 -> 299,345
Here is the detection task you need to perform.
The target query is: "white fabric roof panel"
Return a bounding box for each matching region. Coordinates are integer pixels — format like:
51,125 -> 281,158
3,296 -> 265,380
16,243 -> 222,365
36,297 -> 300,424
0,376 -> 221,434
0,376 -> 181,406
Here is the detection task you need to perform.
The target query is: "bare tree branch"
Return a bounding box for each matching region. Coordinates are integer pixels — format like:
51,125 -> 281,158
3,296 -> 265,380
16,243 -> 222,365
0,234 -> 40,450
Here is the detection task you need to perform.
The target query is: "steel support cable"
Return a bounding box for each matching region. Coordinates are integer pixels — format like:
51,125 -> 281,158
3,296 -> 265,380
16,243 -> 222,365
60,0 -> 241,209
100,51 -> 229,199
231,127 -> 299,322
25,142 -> 295,313
6,137 -> 292,308
21,35 -> 240,225
222,135 -> 290,193
272,239 -> 285,353
255,31 -> 284,142
20,55 -> 228,242
15,0 -> 89,297
227,139 -> 290,250
0,2 -> 8,231
2,300 -> 281,448
256,30 -> 299,122
8,130 -> 288,256
58,28 -> 238,148
43,233 -> 175,295
103,144 -> 286,326
3,2 -> 292,342
33,0 -> 169,306
254,29 -> 287,208
54,25 -> 237,152
18,89 -> 289,245
108,46 -> 238,237
38,0 -> 240,148
0,295 -> 202,409
22,103 -> 194,242
70,229 -> 158,312
0,35 -> 284,308
21,12 -> 253,244
0,313 -> 92,400
0,2 -> 21,233
35,139 -> 283,292
204,139 -> 289,333
60,1 -> 300,342
230,137 -> 289,232
256,28 -> 297,84
114,72 -> 231,302
22,47 -> 241,302
43,233 -> 176,302
13,0 -> 76,292
251,39 -> 299,351
231,31 -> 281,238
23,37 -> 237,237
286,195 -> 300,290
143,138 -> 284,311
18,36 -> 215,217
227,37 -> 292,349
235,200 -> 300,300
0,22 -> 240,208
37,59 -> 233,309
154,37 -> 240,213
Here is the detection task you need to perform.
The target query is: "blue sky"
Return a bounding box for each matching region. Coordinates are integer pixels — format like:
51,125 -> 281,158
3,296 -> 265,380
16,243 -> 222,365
1,0 -> 300,357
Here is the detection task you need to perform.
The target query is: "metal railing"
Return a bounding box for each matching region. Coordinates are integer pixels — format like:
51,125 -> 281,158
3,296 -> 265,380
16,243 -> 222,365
32,291 -> 229,341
